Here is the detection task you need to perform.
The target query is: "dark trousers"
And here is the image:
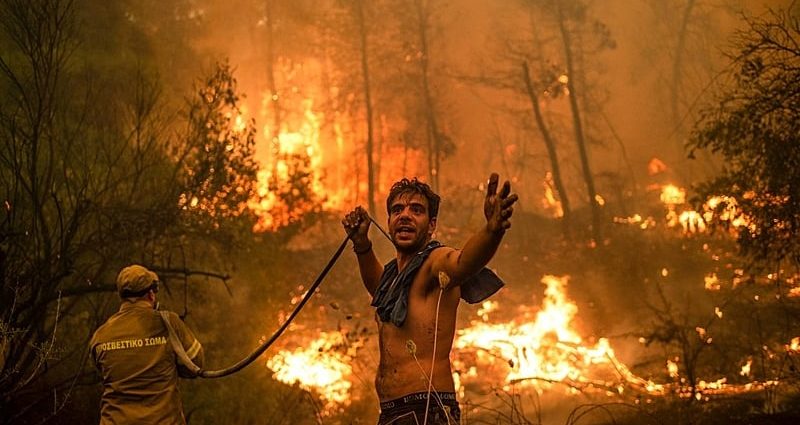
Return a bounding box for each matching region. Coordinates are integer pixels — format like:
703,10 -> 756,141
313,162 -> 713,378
377,392 -> 460,425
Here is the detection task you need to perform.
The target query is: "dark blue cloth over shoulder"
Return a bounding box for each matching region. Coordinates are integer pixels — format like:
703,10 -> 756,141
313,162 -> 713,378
371,240 -> 504,326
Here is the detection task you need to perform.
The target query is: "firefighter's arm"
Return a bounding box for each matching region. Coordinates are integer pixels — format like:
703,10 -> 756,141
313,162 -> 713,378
168,313 -> 205,377
88,336 -> 102,372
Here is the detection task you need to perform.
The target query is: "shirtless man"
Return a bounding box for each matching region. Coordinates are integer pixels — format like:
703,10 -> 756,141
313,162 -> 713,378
342,173 -> 518,424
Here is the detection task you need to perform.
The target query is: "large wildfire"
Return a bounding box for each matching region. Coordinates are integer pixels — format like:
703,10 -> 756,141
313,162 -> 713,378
451,275 -> 783,400
182,59 -> 797,416
261,174 -> 799,416
265,273 -> 795,415
233,61 -> 429,232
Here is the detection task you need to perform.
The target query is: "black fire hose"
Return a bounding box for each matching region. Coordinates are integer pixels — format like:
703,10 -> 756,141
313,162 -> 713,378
185,230 -> 355,379
166,216 -> 390,379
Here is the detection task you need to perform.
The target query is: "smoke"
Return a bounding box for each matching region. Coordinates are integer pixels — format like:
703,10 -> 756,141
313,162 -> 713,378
99,0 -> 797,423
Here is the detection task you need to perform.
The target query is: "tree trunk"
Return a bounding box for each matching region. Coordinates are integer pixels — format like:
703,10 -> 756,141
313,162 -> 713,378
671,0 -> 695,135
522,61 -> 572,238
414,0 -> 442,192
355,0 -> 376,215
557,3 -> 602,243
264,0 -> 282,173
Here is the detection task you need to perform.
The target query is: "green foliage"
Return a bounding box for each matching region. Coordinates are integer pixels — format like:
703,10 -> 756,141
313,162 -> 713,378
689,7 -> 800,270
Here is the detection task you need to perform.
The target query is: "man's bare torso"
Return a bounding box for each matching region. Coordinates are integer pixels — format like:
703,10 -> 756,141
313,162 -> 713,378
374,251 -> 462,401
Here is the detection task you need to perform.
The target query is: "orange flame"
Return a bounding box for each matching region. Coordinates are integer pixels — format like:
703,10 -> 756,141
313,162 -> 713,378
660,184 -> 686,206
704,273 -> 721,291
454,275 -> 665,396
265,330 -> 358,414
542,172 -> 564,218
247,97 -> 340,231
611,184 -> 757,236
266,274 -> 791,411
453,275 -> 782,400
787,337 -> 800,352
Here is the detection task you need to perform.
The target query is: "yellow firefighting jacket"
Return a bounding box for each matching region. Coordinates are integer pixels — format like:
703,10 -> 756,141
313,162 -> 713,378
90,300 -> 203,425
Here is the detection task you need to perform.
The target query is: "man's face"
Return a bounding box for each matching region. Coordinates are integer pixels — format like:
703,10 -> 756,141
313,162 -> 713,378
388,192 -> 436,254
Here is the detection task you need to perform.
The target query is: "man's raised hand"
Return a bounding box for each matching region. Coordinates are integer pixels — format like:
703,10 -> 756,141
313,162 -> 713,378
483,173 -> 519,234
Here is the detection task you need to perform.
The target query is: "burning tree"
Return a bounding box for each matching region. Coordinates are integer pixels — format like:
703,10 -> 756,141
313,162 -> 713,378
689,6 -> 800,272
180,60 -> 259,230
317,0 -> 380,216
674,9 -> 800,418
397,0 -> 455,193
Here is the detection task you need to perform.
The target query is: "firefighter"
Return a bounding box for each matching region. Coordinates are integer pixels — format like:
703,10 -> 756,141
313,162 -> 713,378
90,265 -> 204,424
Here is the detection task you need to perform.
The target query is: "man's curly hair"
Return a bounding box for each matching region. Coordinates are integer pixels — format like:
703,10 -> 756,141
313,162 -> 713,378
386,178 -> 441,219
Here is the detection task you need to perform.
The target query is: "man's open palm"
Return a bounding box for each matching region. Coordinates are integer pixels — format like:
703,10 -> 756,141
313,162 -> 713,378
484,173 -> 519,233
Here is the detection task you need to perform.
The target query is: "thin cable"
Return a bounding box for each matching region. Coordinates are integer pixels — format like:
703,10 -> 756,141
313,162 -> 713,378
367,214 -> 392,242
424,287 -> 444,425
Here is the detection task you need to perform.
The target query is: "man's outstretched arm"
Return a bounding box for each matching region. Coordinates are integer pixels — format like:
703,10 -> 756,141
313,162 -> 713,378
342,206 -> 383,297
433,173 -> 518,285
